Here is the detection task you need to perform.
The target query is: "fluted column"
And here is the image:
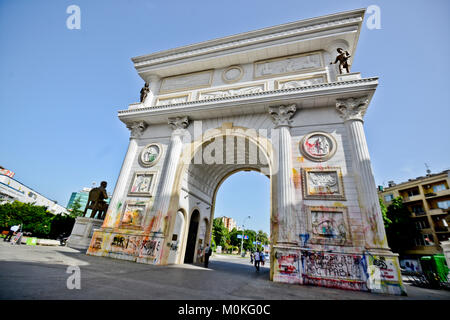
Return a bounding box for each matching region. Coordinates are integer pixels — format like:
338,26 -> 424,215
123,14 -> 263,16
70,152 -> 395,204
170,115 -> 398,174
269,104 -> 298,245
102,121 -> 148,228
146,116 -> 189,233
336,97 -> 389,251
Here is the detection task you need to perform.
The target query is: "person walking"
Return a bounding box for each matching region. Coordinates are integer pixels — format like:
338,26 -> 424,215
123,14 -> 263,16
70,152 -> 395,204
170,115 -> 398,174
204,243 -> 212,268
250,251 -> 254,264
260,251 -> 265,266
254,249 -> 261,272
4,224 -> 20,242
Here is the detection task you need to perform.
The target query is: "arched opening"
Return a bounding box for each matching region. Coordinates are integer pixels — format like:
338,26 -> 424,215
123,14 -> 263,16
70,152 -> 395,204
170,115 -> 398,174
171,127 -> 274,273
168,210 -> 186,264
184,209 -> 200,264
211,169 -> 271,273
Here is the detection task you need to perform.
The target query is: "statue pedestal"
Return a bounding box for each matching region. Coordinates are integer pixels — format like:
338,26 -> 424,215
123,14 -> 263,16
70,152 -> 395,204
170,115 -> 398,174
337,72 -> 361,82
67,216 -> 104,251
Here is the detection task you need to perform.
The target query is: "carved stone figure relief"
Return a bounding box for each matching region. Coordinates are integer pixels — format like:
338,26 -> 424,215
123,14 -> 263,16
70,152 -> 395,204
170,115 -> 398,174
300,132 -> 337,162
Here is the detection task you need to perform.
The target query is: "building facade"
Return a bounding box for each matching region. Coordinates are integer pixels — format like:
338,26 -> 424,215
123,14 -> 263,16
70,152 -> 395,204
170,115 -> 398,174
379,170 -> 450,259
86,9 -> 406,295
219,216 -> 237,232
0,170 -> 68,215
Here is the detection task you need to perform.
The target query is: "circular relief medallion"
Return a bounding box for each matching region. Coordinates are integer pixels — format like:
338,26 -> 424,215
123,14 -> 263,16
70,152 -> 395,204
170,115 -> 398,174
222,65 -> 244,83
300,132 -> 337,162
139,143 -> 162,167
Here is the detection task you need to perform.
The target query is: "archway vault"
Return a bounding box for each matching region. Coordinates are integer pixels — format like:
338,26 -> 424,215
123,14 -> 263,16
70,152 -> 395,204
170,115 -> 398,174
163,126 -> 277,278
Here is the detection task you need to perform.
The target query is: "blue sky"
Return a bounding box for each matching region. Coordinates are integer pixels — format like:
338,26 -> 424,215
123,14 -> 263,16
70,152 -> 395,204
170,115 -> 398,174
1,0 -> 449,234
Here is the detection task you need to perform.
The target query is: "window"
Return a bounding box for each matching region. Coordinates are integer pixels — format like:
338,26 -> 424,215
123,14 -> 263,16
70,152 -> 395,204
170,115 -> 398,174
384,194 -> 394,202
433,184 -> 446,193
414,234 -> 434,246
437,200 -> 450,209
415,220 -> 429,230
407,189 -> 419,197
411,205 -> 425,215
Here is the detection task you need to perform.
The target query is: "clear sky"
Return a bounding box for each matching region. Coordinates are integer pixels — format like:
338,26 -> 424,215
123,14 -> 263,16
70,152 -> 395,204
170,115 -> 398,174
1,0 -> 449,235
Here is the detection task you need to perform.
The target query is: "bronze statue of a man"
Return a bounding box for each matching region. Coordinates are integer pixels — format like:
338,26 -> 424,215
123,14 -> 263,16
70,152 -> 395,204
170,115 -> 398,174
330,48 -> 351,74
140,82 -> 150,103
84,181 -> 109,220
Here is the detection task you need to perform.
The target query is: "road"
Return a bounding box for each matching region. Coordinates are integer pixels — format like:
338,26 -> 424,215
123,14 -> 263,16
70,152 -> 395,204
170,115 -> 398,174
0,241 -> 449,300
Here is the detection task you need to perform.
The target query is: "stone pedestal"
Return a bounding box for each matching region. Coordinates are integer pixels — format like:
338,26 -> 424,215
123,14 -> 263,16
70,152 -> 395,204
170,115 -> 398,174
67,217 -> 104,251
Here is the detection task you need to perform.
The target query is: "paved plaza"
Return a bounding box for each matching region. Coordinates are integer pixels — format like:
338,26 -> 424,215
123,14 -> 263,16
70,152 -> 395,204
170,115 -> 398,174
0,241 -> 449,300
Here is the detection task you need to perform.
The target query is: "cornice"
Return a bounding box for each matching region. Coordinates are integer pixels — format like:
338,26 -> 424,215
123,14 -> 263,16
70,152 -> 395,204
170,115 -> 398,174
132,9 -> 365,70
118,77 -> 378,117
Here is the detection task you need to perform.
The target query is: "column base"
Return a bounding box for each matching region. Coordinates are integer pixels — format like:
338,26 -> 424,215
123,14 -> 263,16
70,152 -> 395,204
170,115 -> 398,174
272,246 -> 407,296
86,228 -> 167,265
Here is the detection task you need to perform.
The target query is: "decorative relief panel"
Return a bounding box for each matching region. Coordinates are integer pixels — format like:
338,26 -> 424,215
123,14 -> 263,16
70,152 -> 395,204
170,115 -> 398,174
139,143 -> 162,167
276,75 -> 326,90
307,206 -> 351,246
254,51 -> 323,79
301,167 -> 345,200
160,70 -> 213,94
299,132 -> 337,162
120,201 -> 146,230
198,83 -> 265,101
128,171 -> 157,197
222,65 -> 244,83
156,94 -> 190,106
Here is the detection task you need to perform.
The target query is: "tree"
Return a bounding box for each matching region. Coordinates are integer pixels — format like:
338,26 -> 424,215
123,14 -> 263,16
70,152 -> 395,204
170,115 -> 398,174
383,196 -> 420,254
0,201 -> 53,238
68,197 -> 84,218
49,214 -> 75,239
212,218 -> 228,248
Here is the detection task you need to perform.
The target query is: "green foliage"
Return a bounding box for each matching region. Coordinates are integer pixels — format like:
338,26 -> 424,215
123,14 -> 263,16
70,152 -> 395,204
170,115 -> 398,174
0,201 -> 77,239
383,196 -> 420,254
48,214 -> 75,239
379,197 -> 392,227
68,197 -> 84,218
212,218 -> 228,248
212,217 -> 271,254
0,201 -> 53,237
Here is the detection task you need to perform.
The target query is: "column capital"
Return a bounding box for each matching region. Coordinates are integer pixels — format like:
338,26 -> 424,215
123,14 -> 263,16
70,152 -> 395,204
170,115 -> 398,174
335,96 -> 369,122
126,121 -> 148,138
168,116 -> 190,132
269,104 -> 297,128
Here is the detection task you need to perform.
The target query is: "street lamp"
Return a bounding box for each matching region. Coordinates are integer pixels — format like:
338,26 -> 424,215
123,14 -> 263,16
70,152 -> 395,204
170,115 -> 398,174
240,215 -> 251,257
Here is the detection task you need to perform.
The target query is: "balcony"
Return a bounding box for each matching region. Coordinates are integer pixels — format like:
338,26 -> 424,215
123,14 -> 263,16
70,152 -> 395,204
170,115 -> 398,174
403,195 -> 423,203
434,226 -> 450,233
429,208 -> 448,216
425,189 -> 450,198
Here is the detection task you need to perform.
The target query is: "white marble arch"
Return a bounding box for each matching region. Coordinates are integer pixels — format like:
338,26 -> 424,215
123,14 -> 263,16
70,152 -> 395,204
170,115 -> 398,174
87,9 -> 406,295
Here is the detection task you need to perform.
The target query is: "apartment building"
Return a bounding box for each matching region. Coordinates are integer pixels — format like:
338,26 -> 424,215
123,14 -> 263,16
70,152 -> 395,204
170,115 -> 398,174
379,170 -> 450,257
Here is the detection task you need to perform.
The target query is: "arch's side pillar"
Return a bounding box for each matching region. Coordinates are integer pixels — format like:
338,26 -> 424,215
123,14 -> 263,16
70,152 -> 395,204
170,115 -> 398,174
269,105 -> 298,246
102,121 -> 148,229
335,97 -> 389,251
139,116 -> 190,265
336,97 -> 406,295
147,116 -> 190,233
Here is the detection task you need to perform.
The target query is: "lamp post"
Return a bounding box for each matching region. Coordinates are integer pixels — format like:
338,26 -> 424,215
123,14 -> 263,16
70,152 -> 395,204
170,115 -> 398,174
240,215 -> 251,257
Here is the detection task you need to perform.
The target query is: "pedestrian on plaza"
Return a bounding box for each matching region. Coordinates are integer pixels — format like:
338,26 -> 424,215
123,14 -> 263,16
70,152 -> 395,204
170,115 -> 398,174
250,251 -> 254,264
204,243 -> 212,268
254,249 -> 261,272
4,224 -> 20,242
260,251 -> 265,266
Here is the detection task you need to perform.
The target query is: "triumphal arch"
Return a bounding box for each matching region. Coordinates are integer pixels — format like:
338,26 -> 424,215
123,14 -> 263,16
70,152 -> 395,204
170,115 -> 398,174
87,9 -> 406,295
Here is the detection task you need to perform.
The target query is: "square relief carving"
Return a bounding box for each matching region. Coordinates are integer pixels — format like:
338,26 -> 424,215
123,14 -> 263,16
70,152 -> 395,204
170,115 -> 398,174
307,206 -> 351,246
301,167 -> 345,200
